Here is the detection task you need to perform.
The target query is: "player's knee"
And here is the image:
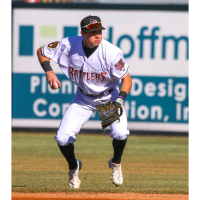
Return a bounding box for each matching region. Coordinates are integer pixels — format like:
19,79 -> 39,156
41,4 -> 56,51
54,132 -> 76,146
110,129 -> 129,140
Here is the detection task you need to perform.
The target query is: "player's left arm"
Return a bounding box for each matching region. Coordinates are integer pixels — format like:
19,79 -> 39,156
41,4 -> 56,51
120,73 -> 132,95
115,73 -> 132,106
96,73 -> 132,129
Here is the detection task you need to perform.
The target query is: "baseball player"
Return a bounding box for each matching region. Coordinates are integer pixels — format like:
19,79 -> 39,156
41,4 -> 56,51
37,15 -> 132,189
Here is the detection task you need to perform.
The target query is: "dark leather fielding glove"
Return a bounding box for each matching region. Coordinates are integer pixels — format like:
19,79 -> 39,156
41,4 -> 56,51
95,99 -> 123,129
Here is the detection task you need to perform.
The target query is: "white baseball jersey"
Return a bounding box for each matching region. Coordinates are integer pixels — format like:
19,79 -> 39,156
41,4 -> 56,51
42,36 -> 129,95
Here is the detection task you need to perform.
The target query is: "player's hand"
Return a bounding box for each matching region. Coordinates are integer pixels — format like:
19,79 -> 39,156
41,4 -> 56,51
115,98 -> 123,116
46,70 -> 61,89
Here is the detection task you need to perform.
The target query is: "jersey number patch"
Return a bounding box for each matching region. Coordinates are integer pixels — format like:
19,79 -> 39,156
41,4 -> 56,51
48,41 -> 59,49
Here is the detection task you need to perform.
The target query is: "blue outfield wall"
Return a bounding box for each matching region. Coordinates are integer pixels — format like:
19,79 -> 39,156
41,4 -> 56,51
12,73 -> 188,124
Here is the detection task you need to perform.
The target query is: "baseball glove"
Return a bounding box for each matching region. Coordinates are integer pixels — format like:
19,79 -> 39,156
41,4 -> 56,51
95,100 -> 123,129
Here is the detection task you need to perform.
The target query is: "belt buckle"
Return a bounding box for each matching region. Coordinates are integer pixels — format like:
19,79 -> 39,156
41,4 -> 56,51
94,93 -> 102,98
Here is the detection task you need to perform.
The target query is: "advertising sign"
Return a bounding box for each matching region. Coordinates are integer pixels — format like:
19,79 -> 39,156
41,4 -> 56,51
12,6 -> 188,132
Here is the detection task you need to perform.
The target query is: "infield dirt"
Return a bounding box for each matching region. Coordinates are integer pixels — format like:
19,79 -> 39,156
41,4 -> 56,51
12,192 -> 188,200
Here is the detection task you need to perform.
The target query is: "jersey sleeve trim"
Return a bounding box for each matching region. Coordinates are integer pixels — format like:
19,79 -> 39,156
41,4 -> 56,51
41,45 -> 56,61
117,65 -> 129,79
41,46 -> 45,57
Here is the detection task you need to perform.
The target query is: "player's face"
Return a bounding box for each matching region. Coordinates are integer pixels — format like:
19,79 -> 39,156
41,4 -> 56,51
81,30 -> 102,48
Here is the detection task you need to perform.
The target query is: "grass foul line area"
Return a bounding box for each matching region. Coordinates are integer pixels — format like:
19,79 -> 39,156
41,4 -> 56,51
12,132 -> 188,194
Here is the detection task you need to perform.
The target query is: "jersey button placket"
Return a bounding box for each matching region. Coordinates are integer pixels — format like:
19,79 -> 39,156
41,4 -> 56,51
82,63 -> 88,94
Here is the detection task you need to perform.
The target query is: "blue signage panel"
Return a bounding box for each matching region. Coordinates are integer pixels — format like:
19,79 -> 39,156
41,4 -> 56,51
19,26 -> 34,56
12,73 -> 188,124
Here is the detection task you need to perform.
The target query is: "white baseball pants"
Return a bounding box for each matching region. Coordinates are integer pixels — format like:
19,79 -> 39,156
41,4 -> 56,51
54,87 -> 130,146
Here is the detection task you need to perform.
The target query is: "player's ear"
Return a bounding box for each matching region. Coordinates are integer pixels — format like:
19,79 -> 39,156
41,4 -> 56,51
81,30 -> 86,36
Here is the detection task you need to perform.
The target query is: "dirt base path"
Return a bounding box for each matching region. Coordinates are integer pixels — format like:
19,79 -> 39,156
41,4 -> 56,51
12,192 -> 188,200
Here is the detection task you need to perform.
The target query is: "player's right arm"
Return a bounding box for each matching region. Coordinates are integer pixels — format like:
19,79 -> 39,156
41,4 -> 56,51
37,47 -> 61,90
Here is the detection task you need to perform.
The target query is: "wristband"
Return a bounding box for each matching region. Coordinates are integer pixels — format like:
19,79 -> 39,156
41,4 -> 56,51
41,61 -> 53,72
118,91 -> 128,101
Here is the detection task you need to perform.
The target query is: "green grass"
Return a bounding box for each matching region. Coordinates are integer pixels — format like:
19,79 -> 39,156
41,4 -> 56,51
12,132 -> 188,194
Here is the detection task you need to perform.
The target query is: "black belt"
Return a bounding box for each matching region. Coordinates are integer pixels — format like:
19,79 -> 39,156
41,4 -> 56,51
79,87 -> 113,98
